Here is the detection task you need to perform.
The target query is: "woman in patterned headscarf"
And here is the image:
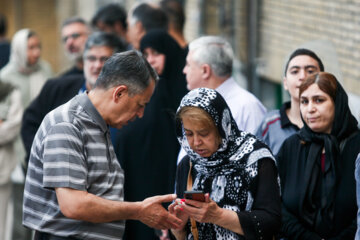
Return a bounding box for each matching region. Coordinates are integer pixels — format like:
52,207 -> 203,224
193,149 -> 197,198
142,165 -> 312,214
169,88 -> 281,240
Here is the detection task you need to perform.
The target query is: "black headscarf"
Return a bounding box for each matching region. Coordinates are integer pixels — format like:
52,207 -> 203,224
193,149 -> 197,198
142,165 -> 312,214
140,29 -> 188,110
176,88 -> 274,239
297,79 -> 358,233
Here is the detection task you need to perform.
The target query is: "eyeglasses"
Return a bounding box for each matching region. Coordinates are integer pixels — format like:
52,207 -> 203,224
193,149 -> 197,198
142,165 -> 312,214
85,55 -> 110,63
62,33 -> 85,43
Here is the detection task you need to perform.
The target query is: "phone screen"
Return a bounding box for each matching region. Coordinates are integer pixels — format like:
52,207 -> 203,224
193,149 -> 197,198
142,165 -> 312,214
184,190 -> 205,202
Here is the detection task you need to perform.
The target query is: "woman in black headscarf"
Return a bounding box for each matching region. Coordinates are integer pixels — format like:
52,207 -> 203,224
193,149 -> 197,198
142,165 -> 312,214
169,88 -> 281,240
140,29 -> 188,110
277,72 -> 360,239
114,30 -> 188,239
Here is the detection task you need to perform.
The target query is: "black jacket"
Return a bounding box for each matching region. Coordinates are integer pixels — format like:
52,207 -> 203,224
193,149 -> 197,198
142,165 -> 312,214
21,74 -> 85,165
277,130 -> 359,239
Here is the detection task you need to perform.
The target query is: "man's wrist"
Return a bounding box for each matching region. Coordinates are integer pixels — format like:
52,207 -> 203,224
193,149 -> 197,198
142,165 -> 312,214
129,201 -> 143,221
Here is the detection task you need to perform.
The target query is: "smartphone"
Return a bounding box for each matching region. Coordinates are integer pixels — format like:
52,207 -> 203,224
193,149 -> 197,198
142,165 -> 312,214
184,190 -> 205,202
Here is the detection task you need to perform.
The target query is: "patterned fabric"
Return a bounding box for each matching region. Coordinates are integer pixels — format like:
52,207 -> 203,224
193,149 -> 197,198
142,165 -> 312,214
176,88 -> 274,240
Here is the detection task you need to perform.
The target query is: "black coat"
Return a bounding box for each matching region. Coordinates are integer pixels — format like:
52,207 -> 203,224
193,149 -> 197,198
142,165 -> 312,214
114,30 -> 188,240
277,131 -> 359,239
21,74 -> 85,164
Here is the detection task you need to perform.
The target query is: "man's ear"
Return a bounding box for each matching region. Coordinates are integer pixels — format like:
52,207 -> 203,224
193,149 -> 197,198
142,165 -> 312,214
201,64 -> 212,80
113,85 -> 128,102
283,76 -> 289,91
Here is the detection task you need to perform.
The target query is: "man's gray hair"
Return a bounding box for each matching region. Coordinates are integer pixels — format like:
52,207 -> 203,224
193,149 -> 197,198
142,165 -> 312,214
189,36 -> 233,77
95,50 -> 158,95
62,16 -> 87,28
83,31 -> 126,57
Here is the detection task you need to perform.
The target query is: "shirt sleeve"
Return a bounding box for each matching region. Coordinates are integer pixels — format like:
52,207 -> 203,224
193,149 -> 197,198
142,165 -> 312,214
42,122 -> 87,191
240,101 -> 266,134
255,118 -> 266,139
237,158 -> 281,239
0,90 -> 23,145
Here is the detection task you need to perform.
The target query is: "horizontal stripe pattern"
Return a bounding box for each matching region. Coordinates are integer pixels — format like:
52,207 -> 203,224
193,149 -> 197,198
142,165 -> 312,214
23,94 -> 125,239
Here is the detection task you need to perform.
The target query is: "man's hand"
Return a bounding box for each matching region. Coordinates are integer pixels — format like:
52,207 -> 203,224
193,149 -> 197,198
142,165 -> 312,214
139,194 -> 183,229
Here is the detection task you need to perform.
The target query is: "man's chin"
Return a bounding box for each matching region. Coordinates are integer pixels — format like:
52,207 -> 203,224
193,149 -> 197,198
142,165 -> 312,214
65,52 -> 83,61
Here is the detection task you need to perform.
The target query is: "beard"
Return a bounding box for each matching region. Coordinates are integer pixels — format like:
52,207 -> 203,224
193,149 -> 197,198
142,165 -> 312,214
65,51 -> 83,62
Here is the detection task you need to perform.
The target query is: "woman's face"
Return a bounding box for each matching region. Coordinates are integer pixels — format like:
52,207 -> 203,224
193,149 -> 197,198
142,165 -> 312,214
143,47 -> 166,75
284,55 -> 320,101
182,116 -> 220,158
27,35 -> 41,66
300,83 -> 335,134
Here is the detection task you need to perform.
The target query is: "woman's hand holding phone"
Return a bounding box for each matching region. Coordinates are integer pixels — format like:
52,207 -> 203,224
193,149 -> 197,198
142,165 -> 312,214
184,190 -> 205,202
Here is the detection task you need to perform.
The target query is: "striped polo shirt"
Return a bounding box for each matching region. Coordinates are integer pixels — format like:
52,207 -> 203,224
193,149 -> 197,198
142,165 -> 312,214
23,93 -> 125,240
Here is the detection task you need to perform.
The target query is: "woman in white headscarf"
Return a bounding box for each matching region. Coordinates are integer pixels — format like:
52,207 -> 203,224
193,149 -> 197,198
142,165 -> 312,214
0,28 -> 53,108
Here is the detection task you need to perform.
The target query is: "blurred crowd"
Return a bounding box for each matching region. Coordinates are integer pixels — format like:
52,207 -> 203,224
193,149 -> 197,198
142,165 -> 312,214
0,1 -> 359,240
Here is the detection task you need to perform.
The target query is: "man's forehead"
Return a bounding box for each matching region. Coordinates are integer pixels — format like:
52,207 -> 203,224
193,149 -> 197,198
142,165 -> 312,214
87,46 -> 114,56
62,22 -> 87,34
186,51 -> 193,62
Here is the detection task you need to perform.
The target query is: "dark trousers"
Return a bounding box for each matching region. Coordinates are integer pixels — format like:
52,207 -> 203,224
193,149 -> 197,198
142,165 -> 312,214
12,182 -> 32,240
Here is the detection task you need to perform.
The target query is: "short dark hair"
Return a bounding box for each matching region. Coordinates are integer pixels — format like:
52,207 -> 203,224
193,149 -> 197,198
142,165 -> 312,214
160,0 -> 185,33
83,31 -> 126,57
0,13 -> 7,36
91,3 -> 127,30
95,50 -> 158,95
284,48 -> 324,76
62,16 -> 87,28
130,3 -> 168,31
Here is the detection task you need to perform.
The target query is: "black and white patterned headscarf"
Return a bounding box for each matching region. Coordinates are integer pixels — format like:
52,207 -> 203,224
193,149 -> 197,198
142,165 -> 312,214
176,88 -> 274,239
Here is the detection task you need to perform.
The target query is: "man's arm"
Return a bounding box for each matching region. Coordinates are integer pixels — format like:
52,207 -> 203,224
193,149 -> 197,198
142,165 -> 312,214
55,187 -> 183,229
0,90 -> 23,145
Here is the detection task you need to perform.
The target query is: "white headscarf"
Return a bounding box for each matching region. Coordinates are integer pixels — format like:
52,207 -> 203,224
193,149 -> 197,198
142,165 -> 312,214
8,28 -> 51,101
10,28 -> 39,73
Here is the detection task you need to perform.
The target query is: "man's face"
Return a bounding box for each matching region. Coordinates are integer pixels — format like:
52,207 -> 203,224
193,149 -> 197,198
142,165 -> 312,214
183,50 -> 205,90
284,55 -> 320,101
61,22 -> 89,61
95,21 -> 117,33
109,80 -> 155,129
126,16 -> 143,49
83,46 -> 114,89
